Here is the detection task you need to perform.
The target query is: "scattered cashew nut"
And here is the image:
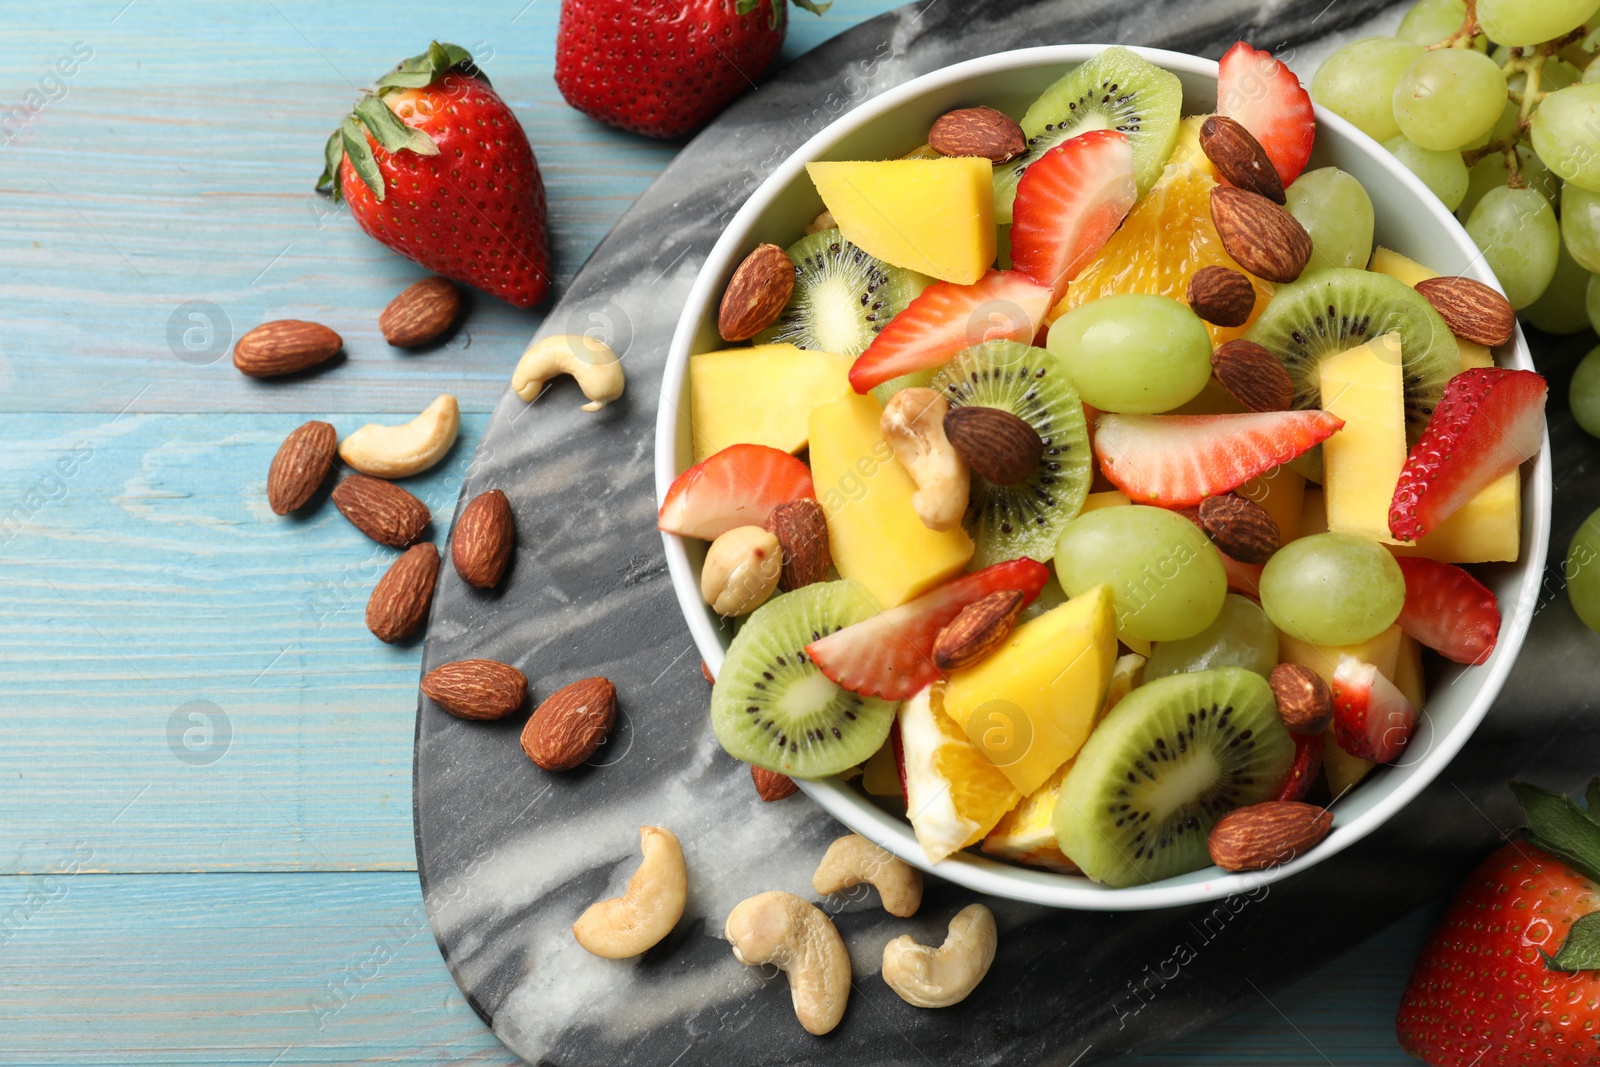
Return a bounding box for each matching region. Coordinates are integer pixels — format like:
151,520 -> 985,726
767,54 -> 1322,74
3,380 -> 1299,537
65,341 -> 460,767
700,525 -> 783,616
512,334 -> 625,411
725,890 -> 851,1036
881,388 -> 969,531
811,833 -> 923,917
571,826 -> 687,959
338,393 -> 460,478
881,903 -> 997,1008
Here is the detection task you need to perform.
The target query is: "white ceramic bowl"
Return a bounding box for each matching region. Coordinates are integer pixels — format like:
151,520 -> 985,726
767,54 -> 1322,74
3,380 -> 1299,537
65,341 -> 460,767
656,45 -> 1550,909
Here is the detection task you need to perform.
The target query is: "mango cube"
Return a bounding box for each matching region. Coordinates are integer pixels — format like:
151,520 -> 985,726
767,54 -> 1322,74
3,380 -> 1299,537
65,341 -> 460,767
1320,332 -> 1407,543
807,158 -> 996,284
1238,468 -> 1305,543
1279,623 -> 1403,797
1369,246 -> 1495,369
1394,633 -> 1427,710
808,393 -> 973,607
689,344 -> 853,463
1389,472 -> 1520,563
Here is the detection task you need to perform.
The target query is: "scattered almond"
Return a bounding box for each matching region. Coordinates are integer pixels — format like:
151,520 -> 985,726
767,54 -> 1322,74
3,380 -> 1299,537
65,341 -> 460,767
267,420 -> 337,515
927,106 -> 1026,164
233,320 -> 342,378
366,543 -> 440,643
451,488 -> 515,589
933,589 -> 1026,671
1269,663 -> 1334,735
380,276 -> 462,348
522,677 -> 617,771
718,244 -> 795,342
943,406 -> 1043,486
1210,186 -> 1312,285
1414,276 -> 1516,347
331,474 -> 431,548
1211,339 -> 1296,412
1199,115 -> 1286,204
1208,800 -> 1333,872
421,659 -> 527,720
1187,265 -> 1257,328
751,764 -> 799,802
1197,493 -> 1280,564
764,498 -> 832,590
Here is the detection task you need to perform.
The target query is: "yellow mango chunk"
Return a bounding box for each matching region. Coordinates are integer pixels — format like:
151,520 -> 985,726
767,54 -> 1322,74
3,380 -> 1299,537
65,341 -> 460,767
808,394 -> 973,607
1080,489 -> 1132,513
861,738 -> 902,799
1323,731 -> 1374,799
807,158 -> 996,284
1238,468 -> 1305,543
1394,633 -> 1427,710
1320,333 -> 1407,543
689,344 -> 853,463
1368,246 -> 1495,369
1389,472 -> 1520,563
1279,624 -> 1403,798
943,584 -> 1118,796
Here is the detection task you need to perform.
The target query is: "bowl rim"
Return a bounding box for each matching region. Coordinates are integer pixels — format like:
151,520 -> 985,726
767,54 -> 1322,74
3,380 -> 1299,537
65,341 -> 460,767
655,44 -> 1552,910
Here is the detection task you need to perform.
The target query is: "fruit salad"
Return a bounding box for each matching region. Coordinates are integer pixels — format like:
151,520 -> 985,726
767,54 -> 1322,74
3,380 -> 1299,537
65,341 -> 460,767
660,44 -> 1548,888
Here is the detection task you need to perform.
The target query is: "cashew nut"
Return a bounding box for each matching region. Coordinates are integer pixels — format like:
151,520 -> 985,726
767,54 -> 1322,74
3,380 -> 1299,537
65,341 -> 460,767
881,388 -> 969,531
337,393 -> 460,478
700,525 -> 782,616
571,826 -> 687,959
725,890 -> 851,1036
881,903 -> 997,1008
811,833 -> 923,917
512,334 -> 625,411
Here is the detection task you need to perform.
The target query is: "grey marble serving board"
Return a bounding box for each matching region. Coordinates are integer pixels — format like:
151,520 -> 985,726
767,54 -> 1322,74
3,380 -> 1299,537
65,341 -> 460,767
413,2 -> 1600,1063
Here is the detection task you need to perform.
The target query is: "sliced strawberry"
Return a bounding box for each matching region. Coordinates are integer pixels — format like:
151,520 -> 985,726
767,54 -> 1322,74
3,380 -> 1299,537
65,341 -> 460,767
1216,42 -> 1316,187
1093,410 -> 1344,507
1394,557 -> 1500,665
1009,129 -> 1137,302
1331,655 -> 1418,764
805,558 -> 1050,700
847,270 -> 1053,394
890,718 -> 908,804
658,443 -> 814,540
1274,732 -> 1324,802
1389,368 -> 1546,542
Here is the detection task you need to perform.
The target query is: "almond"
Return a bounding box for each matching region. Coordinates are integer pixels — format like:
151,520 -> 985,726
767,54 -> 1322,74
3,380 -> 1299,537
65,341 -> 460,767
928,106 -> 1026,164
943,406 -> 1043,486
1198,493 -> 1280,564
1187,265 -> 1257,328
764,498 -> 831,590
380,276 -> 462,348
366,543 -> 440,643
1268,663 -> 1334,735
1211,339 -> 1295,412
332,474 -> 431,548
451,488 -> 514,589
1199,115 -> 1286,204
718,244 -> 795,342
933,589 -> 1026,671
421,659 -> 527,720
1414,276 -> 1516,347
1210,187 -> 1312,285
233,320 -> 342,378
751,764 -> 799,802
521,677 -> 617,771
267,420 -> 337,515
1207,800 -> 1333,872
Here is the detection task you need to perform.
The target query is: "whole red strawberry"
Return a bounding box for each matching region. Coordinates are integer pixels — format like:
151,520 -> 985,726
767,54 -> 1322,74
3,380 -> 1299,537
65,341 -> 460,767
317,42 -> 550,308
1397,780 -> 1600,1066
555,0 -> 827,139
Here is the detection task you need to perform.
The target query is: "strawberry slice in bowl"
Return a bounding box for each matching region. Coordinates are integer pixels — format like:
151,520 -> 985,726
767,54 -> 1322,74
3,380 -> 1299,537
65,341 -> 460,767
1331,654 -> 1419,764
1009,129 -> 1137,303
1216,41 -> 1315,188
1395,557 -> 1501,666
657,443 -> 815,540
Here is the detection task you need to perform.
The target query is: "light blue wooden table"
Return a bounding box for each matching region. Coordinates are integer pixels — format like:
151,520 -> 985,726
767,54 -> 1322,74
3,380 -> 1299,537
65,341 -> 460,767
2,2 -> 1433,1062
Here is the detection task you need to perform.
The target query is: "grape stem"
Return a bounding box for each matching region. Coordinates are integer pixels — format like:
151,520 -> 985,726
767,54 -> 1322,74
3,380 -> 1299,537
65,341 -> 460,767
1425,0 -> 1480,49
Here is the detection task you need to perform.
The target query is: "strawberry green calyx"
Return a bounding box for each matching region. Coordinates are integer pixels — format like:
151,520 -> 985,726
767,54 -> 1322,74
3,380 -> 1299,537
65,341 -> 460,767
734,0 -> 831,20
316,41 -> 480,204
1509,779 -> 1600,970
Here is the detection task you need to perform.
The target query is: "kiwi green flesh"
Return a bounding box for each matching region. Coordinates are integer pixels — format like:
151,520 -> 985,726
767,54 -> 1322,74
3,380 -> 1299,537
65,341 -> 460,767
993,46 -> 1184,223
755,229 -> 929,358
1053,668 -> 1293,887
930,340 -> 1091,569
710,581 -> 897,779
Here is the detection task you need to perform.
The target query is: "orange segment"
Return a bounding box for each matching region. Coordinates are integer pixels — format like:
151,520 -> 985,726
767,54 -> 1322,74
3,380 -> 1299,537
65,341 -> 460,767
898,685 -> 1020,864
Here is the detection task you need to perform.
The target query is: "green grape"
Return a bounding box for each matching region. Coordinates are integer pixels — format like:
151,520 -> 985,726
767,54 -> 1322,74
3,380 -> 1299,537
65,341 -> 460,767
1530,84 -> 1600,194
1522,241 -> 1594,334
1384,135 -> 1470,211
1143,594 -> 1278,681
1053,505 -> 1226,643
1458,156 -> 1510,222
1045,294 -> 1212,414
1397,0 -> 1488,50
1465,186 -> 1561,308
1393,49 -> 1508,151
1568,344 -> 1600,436
1477,0 -> 1600,48
1504,56 -> 1583,95
1258,533 -> 1406,646
1312,37 -> 1423,142
1585,56 -> 1600,84
1518,145 -> 1562,207
1284,167 -> 1376,269
1589,272 -> 1600,333
1567,506 -> 1600,632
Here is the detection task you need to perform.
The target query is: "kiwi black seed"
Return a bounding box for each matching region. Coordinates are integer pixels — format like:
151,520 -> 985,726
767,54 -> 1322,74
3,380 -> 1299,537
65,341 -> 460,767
755,228 -> 929,358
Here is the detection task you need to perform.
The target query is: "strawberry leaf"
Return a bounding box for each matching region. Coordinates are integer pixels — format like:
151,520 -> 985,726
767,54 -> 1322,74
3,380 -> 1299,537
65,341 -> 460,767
375,41 -> 478,91
316,128 -> 345,201
1512,780 -> 1600,887
792,0 -> 832,12
340,116 -> 385,201
1547,911 -> 1600,972
1587,777 -> 1600,818
354,94 -> 439,157
734,0 -> 759,12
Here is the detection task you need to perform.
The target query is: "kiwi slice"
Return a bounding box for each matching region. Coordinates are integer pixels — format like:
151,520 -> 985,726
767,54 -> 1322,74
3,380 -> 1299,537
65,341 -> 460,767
993,47 -> 1184,223
711,581 -> 898,779
755,229 -> 928,358
1053,668 -> 1294,887
931,340 -> 1092,568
